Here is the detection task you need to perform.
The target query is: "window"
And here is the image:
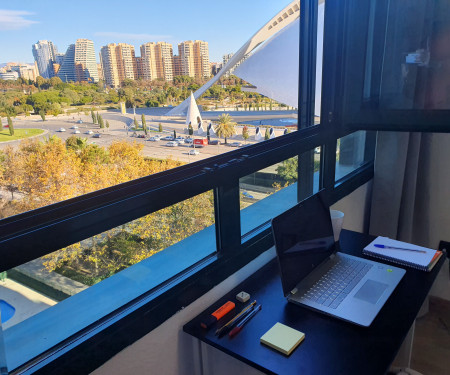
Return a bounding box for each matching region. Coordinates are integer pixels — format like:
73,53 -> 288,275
0,1 -> 377,373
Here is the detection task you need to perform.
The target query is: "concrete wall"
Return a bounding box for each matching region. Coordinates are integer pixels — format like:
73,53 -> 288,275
92,182 -> 373,375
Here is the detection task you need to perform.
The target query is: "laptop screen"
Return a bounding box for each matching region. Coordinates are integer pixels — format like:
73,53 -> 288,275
271,193 -> 335,297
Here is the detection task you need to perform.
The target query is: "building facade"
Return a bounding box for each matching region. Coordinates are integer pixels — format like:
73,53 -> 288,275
178,40 -> 210,79
140,42 -> 158,81
32,40 -> 58,79
57,39 -> 99,83
100,43 -> 137,87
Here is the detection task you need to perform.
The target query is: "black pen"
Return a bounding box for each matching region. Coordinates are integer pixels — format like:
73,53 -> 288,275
228,304 -> 262,338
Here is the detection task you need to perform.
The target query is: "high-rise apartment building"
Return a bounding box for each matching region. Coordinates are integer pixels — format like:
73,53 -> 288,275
116,43 -> 137,82
100,44 -> 120,87
57,39 -> 99,83
32,40 -> 58,79
100,43 -> 137,87
74,39 -> 99,82
194,40 -> 210,79
177,40 -> 210,79
140,42 -> 158,81
155,42 -> 174,81
136,57 -> 145,79
57,44 -> 76,82
222,52 -> 247,77
172,55 -> 182,77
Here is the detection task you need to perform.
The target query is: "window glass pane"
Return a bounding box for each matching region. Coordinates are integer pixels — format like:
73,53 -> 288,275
315,0 -> 325,124
335,131 -> 367,181
363,0 -> 450,110
240,149 -> 321,239
0,191 -> 215,370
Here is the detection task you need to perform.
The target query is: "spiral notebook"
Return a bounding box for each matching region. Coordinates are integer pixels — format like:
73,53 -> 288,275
363,237 -> 443,272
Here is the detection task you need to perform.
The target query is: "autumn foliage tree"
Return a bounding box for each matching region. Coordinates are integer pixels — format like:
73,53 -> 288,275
0,136 -> 215,285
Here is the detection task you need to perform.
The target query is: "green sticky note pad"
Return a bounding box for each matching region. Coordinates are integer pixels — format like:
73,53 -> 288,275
260,322 -> 305,356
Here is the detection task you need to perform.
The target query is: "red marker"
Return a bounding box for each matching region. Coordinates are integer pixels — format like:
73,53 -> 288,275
200,301 -> 235,329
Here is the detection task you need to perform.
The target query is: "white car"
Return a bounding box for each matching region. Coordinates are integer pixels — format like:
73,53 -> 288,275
73,130 -> 81,134
165,141 -> 179,147
189,149 -> 200,155
148,136 -> 160,141
58,128 -> 66,132
71,125 -> 78,129
85,130 -> 94,135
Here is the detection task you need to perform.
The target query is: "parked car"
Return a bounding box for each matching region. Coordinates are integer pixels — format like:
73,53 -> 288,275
209,140 -> 221,145
189,149 -> 200,155
148,136 -> 160,141
184,138 -> 193,144
85,130 -> 94,135
194,138 -> 208,146
175,136 -> 185,142
165,141 -> 178,147
58,128 -> 66,132
137,134 -> 146,138
73,130 -> 81,134
77,120 -> 83,124
162,136 -> 174,141
70,125 -> 78,129
93,133 -> 101,138
229,142 -> 242,147
190,144 -> 204,148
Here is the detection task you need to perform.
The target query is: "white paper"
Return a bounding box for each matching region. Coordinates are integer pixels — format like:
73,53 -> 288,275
364,236 -> 436,267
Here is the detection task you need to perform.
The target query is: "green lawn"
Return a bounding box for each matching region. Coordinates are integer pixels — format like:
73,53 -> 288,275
0,128 -> 45,142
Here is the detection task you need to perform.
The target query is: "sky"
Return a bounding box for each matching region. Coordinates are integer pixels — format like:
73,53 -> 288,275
0,0 -> 290,64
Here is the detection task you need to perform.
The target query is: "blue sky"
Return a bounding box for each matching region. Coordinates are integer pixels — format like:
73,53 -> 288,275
0,0 -> 288,64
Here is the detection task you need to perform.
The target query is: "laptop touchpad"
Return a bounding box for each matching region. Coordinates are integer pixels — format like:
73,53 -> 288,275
353,280 -> 388,304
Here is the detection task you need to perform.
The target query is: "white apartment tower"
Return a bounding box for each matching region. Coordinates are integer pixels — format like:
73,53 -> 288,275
32,40 -> 58,79
74,39 -> 99,82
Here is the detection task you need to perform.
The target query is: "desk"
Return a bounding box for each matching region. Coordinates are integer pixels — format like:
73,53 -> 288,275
183,230 -> 445,375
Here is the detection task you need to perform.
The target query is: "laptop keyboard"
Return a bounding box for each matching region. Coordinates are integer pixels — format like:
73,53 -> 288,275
303,258 -> 373,309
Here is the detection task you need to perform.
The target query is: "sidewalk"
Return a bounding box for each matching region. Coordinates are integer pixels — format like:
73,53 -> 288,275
0,279 -> 56,330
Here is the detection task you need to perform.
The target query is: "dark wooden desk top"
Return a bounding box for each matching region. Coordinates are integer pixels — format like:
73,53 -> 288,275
183,230 -> 445,375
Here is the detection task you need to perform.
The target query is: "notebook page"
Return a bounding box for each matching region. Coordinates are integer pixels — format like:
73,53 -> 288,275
364,237 -> 436,267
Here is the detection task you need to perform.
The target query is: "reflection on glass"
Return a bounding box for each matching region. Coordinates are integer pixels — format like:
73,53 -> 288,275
366,0 -> 450,110
1,191 -> 215,329
240,150 -> 321,238
335,131 -> 366,181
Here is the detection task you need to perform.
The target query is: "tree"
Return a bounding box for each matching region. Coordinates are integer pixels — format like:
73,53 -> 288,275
173,130 -> 176,139
65,135 -> 87,152
276,157 -> 298,184
106,120 -> 110,129
215,113 -> 236,144
91,110 -> 96,124
242,125 -> 249,143
188,122 -> 193,136
158,123 -> 163,132
7,116 -> 14,136
0,116 -> 3,131
39,110 -> 46,121
98,114 -> 104,128
134,116 -> 138,129
264,128 -> 270,140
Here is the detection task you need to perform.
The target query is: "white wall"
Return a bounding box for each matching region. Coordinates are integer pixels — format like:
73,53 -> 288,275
92,182 -> 374,375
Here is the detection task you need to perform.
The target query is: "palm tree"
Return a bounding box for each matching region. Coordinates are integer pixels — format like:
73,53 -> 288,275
215,114 -> 236,144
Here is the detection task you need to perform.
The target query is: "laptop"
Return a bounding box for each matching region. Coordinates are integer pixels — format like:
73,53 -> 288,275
271,193 -> 405,327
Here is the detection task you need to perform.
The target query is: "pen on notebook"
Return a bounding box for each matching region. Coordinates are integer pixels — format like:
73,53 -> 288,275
374,244 -> 427,254
229,304 -> 262,338
215,301 -> 256,336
